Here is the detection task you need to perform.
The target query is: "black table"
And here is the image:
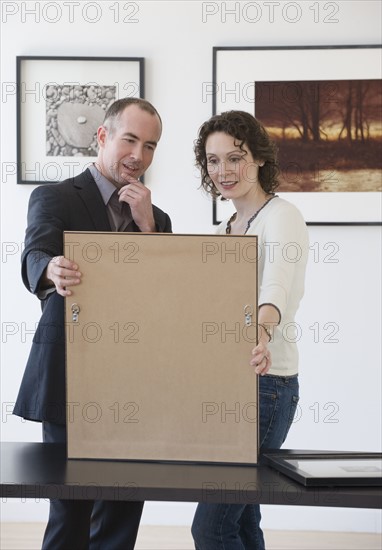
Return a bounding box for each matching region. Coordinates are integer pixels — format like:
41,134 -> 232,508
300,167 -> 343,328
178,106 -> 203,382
1,443 -> 381,509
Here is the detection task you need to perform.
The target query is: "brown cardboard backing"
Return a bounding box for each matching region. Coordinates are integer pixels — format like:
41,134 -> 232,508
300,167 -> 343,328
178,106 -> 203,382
64,232 -> 258,463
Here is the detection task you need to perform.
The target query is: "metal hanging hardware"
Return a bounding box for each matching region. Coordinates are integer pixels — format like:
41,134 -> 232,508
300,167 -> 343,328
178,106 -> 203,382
71,303 -> 80,323
244,305 -> 253,326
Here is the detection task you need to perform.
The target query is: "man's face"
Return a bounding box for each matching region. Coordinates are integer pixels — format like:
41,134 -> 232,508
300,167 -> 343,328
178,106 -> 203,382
97,104 -> 162,188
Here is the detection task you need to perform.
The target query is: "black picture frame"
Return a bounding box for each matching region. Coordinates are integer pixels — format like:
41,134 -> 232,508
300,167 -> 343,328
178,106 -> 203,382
17,56 -> 144,185
212,45 -> 382,226
262,450 -> 382,487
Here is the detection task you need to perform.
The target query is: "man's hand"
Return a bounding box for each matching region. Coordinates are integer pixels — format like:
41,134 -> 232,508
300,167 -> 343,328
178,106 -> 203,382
118,178 -> 155,232
43,256 -> 82,297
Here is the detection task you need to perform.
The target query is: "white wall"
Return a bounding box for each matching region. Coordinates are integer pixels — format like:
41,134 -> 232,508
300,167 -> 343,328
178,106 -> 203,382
1,0 -> 381,533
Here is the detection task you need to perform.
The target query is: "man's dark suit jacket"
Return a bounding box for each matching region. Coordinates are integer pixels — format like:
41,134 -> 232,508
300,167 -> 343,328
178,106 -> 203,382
13,169 -> 172,425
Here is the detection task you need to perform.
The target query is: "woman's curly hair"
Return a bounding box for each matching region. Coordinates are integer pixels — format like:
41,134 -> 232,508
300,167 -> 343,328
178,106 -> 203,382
194,111 -> 279,198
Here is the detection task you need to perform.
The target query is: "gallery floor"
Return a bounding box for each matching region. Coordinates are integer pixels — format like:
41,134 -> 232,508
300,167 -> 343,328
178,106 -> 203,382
1,523 -> 381,550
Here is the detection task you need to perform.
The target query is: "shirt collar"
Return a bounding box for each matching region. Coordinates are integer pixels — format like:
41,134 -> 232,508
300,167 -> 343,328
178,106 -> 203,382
88,163 -> 117,205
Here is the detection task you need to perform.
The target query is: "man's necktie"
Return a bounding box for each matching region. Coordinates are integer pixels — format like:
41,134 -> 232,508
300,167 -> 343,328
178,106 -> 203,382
108,190 -> 133,232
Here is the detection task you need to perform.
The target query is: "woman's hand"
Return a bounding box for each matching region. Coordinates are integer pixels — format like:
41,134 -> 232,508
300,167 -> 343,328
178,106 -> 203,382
250,340 -> 272,375
250,305 -> 279,375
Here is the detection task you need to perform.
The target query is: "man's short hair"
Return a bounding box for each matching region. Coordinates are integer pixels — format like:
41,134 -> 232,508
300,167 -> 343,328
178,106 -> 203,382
103,97 -> 162,135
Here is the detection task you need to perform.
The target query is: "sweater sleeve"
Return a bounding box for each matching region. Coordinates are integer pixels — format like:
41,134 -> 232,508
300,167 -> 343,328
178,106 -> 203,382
258,201 -> 309,320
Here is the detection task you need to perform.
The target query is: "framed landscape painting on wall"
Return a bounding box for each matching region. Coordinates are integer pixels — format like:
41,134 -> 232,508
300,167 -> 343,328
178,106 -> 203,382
212,46 -> 382,225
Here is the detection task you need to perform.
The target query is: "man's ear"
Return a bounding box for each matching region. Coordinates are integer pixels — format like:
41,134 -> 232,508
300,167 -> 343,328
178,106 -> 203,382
97,125 -> 107,147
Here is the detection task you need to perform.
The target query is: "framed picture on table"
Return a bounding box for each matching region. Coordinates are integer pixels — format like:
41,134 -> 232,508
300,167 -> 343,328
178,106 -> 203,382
212,46 -> 382,226
263,450 -> 382,487
17,56 -> 144,185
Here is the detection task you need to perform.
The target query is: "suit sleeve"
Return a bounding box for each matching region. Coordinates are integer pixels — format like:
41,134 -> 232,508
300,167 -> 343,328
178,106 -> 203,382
162,213 -> 172,233
153,206 -> 172,234
21,185 -> 67,295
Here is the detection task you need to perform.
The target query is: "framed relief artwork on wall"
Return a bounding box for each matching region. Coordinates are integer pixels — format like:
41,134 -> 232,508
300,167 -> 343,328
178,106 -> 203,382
17,56 -> 144,185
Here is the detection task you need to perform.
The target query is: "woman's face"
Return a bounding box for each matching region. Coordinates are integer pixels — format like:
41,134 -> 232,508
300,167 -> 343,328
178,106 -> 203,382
205,132 -> 263,200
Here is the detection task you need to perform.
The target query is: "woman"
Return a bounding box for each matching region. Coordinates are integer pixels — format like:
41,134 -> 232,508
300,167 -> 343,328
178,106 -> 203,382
191,111 -> 309,549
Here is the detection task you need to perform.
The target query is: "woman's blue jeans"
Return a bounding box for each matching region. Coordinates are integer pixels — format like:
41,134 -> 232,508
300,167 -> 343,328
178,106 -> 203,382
191,374 -> 299,550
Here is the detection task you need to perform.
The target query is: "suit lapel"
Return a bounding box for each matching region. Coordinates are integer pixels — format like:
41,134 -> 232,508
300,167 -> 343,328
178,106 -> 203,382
72,169 -> 111,231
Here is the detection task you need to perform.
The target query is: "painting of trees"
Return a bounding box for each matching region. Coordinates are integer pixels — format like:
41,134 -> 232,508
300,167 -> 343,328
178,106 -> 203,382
255,79 -> 382,191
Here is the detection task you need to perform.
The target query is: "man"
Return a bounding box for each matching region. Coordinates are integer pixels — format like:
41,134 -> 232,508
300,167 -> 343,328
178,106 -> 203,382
13,98 -> 172,549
